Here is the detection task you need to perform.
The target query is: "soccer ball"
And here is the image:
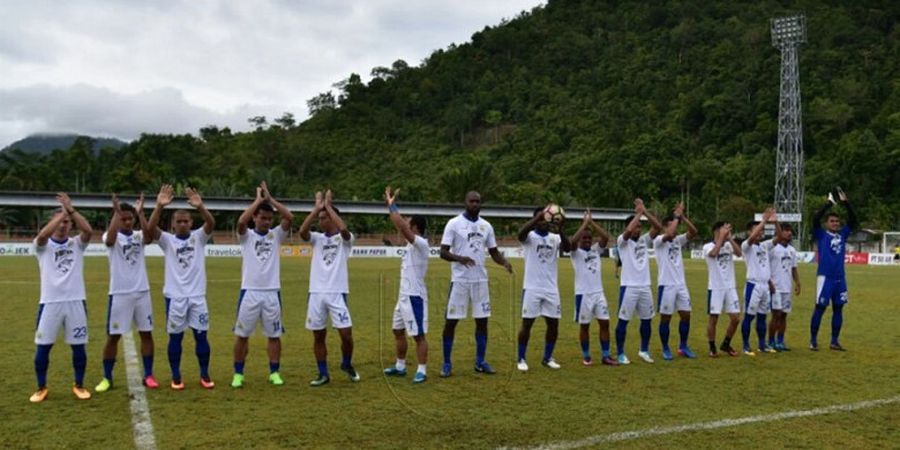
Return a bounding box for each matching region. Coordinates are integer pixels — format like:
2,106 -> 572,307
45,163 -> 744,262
544,204 -> 565,223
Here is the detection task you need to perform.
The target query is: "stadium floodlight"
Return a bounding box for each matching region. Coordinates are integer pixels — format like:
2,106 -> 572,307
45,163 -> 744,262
771,13 -> 806,247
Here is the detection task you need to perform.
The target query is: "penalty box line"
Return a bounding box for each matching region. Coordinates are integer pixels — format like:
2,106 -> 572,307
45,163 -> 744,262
501,395 -> 900,450
123,331 -> 158,450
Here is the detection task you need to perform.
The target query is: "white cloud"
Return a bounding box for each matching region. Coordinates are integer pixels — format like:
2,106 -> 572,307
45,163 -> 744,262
0,0 -> 542,147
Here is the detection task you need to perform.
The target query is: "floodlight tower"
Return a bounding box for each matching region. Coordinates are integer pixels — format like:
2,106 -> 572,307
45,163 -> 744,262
771,14 -> 806,246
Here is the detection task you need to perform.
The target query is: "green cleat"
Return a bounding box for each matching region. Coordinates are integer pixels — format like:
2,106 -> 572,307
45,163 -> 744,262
95,378 -> 112,393
231,374 -> 244,389
268,372 -> 284,386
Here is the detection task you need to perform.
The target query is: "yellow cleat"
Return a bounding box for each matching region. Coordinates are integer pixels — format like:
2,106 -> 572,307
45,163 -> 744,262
95,378 -> 111,393
30,388 -> 49,403
72,384 -> 91,400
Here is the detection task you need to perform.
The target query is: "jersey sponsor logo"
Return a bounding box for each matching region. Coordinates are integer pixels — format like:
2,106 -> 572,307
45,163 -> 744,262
53,246 -> 75,274
780,255 -> 793,271
633,241 -> 647,264
121,239 -> 142,265
666,243 -> 681,266
716,252 -> 732,272
254,238 -> 274,262
536,241 -> 555,263
322,242 -> 339,266
756,247 -> 769,269
583,252 -> 599,274
175,243 -> 195,269
466,228 -> 485,253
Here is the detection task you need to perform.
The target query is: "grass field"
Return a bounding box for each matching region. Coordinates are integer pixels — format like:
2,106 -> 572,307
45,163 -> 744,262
1,256 -> 898,449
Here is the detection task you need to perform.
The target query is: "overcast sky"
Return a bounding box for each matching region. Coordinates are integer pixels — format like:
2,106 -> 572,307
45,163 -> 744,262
0,0 -> 542,148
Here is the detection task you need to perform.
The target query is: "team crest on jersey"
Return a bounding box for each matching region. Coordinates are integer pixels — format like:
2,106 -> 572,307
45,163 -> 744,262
829,234 -> 842,253
254,238 -> 273,262
53,246 -> 75,274
112,322 -> 119,330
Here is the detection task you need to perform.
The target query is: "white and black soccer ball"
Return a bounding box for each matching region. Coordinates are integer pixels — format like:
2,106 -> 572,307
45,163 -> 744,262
544,203 -> 565,224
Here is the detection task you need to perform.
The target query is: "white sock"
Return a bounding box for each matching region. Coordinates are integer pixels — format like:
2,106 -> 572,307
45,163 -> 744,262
395,359 -> 406,370
417,364 -> 426,375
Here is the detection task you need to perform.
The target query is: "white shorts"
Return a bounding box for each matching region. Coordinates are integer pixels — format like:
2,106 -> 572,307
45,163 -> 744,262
771,292 -> 793,313
165,296 -> 209,333
618,286 -> 655,321
234,289 -> 283,338
392,294 -> 428,336
35,300 -> 88,345
446,281 -> 491,320
707,289 -> 740,315
575,291 -> 609,323
744,281 -> 771,315
521,289 -> 561,319
107,291 -> 154,335
657,284 -> 691,315
306,293 -> 352,330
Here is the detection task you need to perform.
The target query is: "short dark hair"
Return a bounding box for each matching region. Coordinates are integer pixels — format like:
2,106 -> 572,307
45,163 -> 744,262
746,220 -> 759,231
712,221 -> 726,232
254,202 -> 275,215
410,215 -> 427,234
662,214 -> 676,227
624,215 -> 635,225
781,223 -> 794,232
533,207 -> 544,218
119,202 -> 137,216
825,212 -> 840,221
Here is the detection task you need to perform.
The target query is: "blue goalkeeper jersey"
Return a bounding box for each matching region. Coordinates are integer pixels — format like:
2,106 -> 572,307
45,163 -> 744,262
813,225 -> 850,279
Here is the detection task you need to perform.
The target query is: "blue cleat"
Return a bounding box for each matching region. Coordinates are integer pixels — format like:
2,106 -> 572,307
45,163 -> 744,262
474,361 -> 496,374
616,354 -> 631,365
412,372 -> 427,384
383,367 -> 407,377
440,362 -> 452,378
677,346 -> 697,359
662,348 -> 674,361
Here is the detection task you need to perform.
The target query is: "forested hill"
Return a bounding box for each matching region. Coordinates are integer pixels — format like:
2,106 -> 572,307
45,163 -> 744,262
1,0 -> 898,231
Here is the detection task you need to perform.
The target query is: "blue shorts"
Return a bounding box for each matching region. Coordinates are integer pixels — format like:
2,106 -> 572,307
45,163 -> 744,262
815,276 -> 848,307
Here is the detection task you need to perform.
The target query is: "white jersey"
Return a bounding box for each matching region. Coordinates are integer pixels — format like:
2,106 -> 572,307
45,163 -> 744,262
741,238 -> 773,283
400,235 -> 430,296
617,233 -> 652,287
571,243 -> 604,295
703,241 -> 736,290
239,226 -> 286,290
653,234 -> 688,286
306,231 -> 354,294
104,230 -> 150,295
34,236 -> 88,303
158,228 -> 210,298
769,242 -> 797,293
440,214 -> 498,283
522,230 -> 561,292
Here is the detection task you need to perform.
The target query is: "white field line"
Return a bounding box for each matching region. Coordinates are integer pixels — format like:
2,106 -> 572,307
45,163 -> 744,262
123,331 -> 157,450
501,395 -> 900,450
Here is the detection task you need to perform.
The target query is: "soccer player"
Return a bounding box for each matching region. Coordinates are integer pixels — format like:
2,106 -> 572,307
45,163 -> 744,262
653,202 -> 699,360
439,191 -> 513,377
703,221 -> 743,357
615,198 -> 663,364
515,206 -> 571,372
95,193 -> 158,393
739,208 -> 777,356
30,193 -> 93,402
231,182 -> 294,388
570,210 -> 617,366
147,184 -> 216,390
299,190 -> 359,386
382,187 -> 430,384
809,189 -> 857,351
768,223 -> 800,351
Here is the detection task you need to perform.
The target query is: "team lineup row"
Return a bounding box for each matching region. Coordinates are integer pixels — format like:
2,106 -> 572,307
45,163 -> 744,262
26,183 -> 857,402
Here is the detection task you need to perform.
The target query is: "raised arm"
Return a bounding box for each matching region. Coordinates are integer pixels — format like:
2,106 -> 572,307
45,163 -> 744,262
185,187 -> 215,235
747,207 -> 774,245
811,196 -> 833,234
106,194 -> 123,247
58,193 -> 92,243
147,184 -> 174,241
622,199 -> 644,240
672,201 -> 698,241
517,209 -> 542,243
323,190 -> 351,241
570,210 -> 592,246
237,187 -> 264,235
728,224 -> 742,258
35,211 -> 67,247
589,218 -> 610,248
642,205 -> 664,240
298,191 -> 322,242
707,225 -> 728,257
556,217 -> 571,254
134,193 -> 150,245
838,189 -> 858,231
385,186 -> 416,244
260,182 -> 294,231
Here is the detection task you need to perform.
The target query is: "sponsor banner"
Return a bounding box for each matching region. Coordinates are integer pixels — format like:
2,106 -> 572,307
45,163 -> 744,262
845,252 -> 869,265
867,253 -> 898,266
0,243 -> 33,256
